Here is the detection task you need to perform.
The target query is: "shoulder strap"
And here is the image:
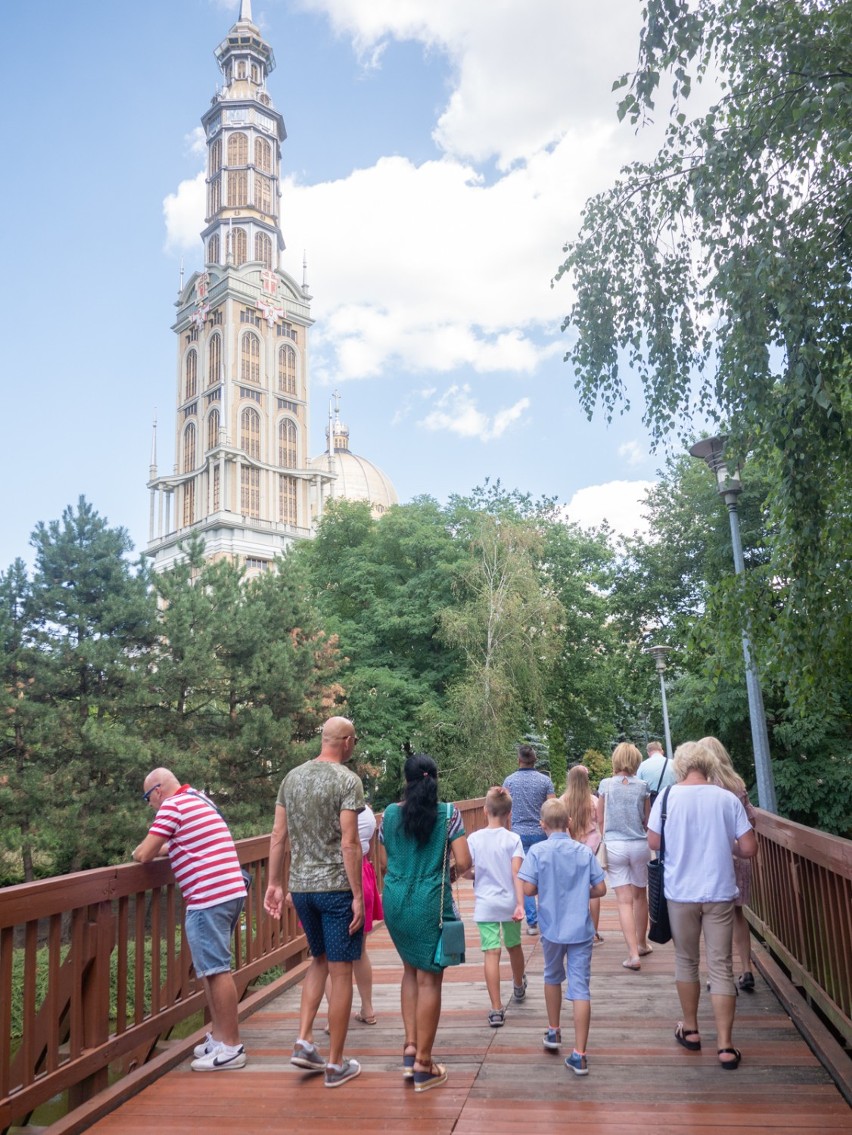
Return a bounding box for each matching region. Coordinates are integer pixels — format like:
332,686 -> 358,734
185,787 -> 223,817
654,756 -> 670,795
658,785 -> 673,860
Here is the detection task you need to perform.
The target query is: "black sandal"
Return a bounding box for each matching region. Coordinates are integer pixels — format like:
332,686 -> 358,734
718,1046 -> 741,1070
738,971 -> 755,992
674,1022 -> 701,1051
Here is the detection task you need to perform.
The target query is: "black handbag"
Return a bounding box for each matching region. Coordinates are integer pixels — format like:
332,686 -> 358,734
647,786 -> 672,945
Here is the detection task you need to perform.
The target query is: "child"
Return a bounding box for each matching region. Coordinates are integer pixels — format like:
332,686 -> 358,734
518,798 -> 606,1075
465,786 -> 527,1027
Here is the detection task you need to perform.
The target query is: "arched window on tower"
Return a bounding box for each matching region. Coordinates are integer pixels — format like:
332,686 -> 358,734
240,407 -> 261,517
279,475 -> 297,525
255,231 -> 272,269
207,409 -> 220,451
209,176 -> 221,215
237,61 -> 247,81
278,418 -> 297,468
185,349 -> 198,399
228,132 -> 248,165
210,138 -> 222,174
232,226 -> 247,266
278,345 -> 296,394
251,63 -> 260,84
241,331 -> 260,383
182,422 -> 196,526
227,170 -> 248,207
255,175 -> 272,215
241,407 -> 261,459
208,332 -> 221,386
255,137 -> 272,172
208,233 -> 220,265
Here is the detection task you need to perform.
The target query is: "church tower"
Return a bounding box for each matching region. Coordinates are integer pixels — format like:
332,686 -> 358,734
147,1 -> 326,572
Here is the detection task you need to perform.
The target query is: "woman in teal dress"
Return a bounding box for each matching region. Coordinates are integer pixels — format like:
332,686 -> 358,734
379,753 -> 471,1093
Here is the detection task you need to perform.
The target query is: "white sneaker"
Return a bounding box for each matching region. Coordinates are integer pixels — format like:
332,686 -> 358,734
191,1043 -> 247,1071
193,1032 -> 217,1059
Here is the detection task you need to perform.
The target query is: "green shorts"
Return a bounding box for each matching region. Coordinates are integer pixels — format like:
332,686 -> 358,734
477,920 -> 522,951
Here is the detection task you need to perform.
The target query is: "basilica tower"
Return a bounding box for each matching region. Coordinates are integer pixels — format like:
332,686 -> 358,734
147,0 -> 326,572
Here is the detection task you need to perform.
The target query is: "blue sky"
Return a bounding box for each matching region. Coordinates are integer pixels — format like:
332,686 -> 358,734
1,0 -> 685,570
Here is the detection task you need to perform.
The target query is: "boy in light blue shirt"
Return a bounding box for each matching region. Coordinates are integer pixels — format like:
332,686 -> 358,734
518,798 -> 606,1075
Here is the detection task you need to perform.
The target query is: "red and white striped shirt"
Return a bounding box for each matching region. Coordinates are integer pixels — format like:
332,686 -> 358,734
148,786 -> 246,911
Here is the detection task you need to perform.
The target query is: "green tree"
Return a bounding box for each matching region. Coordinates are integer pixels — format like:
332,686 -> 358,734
440,505 -> 564,792
557,0 -> 852,720
294,498 -> 467,802
23,499 -> 157,873
148,537 -> 342,833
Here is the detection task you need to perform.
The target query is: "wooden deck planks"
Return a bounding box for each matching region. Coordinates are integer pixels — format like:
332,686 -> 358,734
83,886 -> 849,1134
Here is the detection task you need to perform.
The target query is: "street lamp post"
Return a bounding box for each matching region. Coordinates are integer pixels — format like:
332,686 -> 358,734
645,645 -> 674,761
689,436 -> 778,812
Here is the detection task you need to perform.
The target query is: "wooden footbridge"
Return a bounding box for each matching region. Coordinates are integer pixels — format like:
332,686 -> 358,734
2,804 -> 850,1134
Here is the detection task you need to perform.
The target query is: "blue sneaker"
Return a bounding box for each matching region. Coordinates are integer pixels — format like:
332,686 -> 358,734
543,1028 -> 561,1052
565,1050 -> 588,1076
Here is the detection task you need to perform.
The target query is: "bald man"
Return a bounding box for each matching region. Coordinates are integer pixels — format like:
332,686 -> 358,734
133,768 -> 247,1071
264,716 -> 365,1088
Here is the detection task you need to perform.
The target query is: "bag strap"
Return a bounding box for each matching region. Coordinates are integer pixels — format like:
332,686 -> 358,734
438,803 -> 452,930
658,785 -> 672,862
185,787 -> 223,816
654,756 -> 671,796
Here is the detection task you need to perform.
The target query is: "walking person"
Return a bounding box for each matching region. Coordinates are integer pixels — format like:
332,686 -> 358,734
562,765 -> 604,944
700,736 -> 758,992
264,716 -> 365,1088
133,769 -> 247,1071
638,739 -> 676,803
503,744 -> 555,935
379,753 -> 471,1093
597,742 -> 653,969
519,799 -> 606,1075
648,741 -> 757,1069
465,786 -> 527,1027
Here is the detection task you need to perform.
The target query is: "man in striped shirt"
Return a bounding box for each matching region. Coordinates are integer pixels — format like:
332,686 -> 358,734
133,768 -> 247,1071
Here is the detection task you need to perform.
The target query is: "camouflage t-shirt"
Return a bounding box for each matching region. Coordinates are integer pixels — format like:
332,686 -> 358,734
278,760 -> 365,893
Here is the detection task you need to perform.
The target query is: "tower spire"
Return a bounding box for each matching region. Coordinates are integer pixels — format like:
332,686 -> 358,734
239,0 -> 253,22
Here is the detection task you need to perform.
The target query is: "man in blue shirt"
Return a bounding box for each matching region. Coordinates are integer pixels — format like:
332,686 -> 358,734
503,744 -> 555,934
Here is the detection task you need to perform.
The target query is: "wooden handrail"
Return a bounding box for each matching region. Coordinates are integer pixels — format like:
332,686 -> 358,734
747,808 -> 852,1046
0,800 -> 487,1132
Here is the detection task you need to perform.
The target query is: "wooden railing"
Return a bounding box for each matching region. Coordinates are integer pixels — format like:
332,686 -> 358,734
747,809 -> 852,1047
0,798 -> 488,1134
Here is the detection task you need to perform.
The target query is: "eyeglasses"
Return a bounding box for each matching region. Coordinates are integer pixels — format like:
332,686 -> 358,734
142,783 -> 161,803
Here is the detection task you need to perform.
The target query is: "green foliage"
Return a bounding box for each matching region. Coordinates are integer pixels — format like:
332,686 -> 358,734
557,0 -> 852,722
0,502 -> 344,873
579,749 -> 611,792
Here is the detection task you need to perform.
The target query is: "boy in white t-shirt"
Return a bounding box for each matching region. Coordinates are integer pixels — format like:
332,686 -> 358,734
465,786 -> 527,1027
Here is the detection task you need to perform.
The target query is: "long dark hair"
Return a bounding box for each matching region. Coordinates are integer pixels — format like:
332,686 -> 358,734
400,753 -> 439,845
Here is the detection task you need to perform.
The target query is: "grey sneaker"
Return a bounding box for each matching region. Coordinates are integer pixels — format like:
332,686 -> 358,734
193,1031 -> 216,1059
526,923 -> 539,936
290,1041 -> 326,1071
565,1050 -> 589,1076
513,974 -> 527,1002
191,1043 -> 246,1071
324,1057 -> 361,1088
543,1027 -> 562,1052
488,1007 -> 506,1027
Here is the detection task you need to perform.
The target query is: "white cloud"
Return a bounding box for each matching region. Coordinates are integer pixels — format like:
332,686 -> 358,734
618,440 -> 647,468
299,0 -> 645,168
418,385 -> 530,441
163,172 -> 205,254
185,126 -> 207,158
168,2 -> 677,382
563,479 -> 655,538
